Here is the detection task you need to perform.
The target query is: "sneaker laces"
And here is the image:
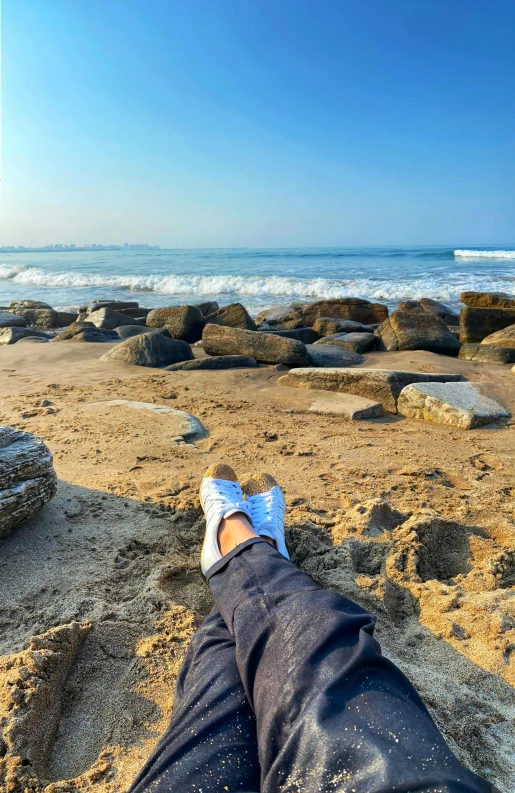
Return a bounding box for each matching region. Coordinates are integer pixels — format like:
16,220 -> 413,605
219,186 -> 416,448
250,489 -> 283,532
203,480 -> 248,526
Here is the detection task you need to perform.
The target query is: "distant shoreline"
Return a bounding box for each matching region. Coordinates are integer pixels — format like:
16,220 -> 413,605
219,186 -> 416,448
0,245 -> 160,253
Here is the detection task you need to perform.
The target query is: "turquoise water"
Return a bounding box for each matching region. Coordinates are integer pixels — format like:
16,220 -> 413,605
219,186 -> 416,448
1,246 -> 514,314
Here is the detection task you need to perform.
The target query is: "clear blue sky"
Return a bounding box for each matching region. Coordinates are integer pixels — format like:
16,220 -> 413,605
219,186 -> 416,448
2,0 -> 514,248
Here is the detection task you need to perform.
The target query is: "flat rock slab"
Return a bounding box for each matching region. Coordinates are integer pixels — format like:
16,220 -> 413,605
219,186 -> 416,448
203,324 -> 308,366
91,401 -> 208,440
0,427 -> 57,538
397,382 -> 510,429
306,391 -> 383,419
277,367 -> 466,413
314,332 -> 376,354
306,344 -> 364,367
165,355 -> 258,371
458,344 -> 515,365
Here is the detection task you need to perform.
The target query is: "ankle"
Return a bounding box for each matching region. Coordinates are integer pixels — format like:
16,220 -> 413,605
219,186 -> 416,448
218,513 -> 258,556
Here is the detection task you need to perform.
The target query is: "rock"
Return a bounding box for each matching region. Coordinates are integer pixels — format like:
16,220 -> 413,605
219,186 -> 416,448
397,298 -> 458,326
165,355 -> 258,371
0,327 -> 52,345
115,325 -> 168,340
9,300 -> 52,309
480,324 -> 515,349
305,392 -> 384,420
0,426 -> 57,538
277,368 -> 466,413
263,327 -> 319,344
312,317 -> 373,336
15,337 -> 50,344
203,324 -> 309,366
56,311 -> 79,326
86,300 -> 140,312
13,308 -> 59,328
314,332 -> 376,354
117,306 -> 152,319
448,326 -> 460,339
88,307 -> 144,330
460,291 -> 515,309
146,305 -> 205,342
204,302 -> 257,331
256,305 -> 305,329
100,332 -> 193,367
459,344 -> 515,364
53,322 -> 118,342
398,382 -> 510,429
195,300 -> 220,317
0,310 -> 26,328
459,307 -> 515,343
306,344 -> 364,367
94,401 -> 207,440
301,298 -> 388,327
375,311 -> 461,356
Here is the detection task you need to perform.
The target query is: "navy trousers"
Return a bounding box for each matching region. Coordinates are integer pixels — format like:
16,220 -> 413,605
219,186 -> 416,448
129,538 -> 496,793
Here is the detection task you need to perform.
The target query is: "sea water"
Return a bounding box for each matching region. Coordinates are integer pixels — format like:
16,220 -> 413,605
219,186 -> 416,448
1,246 -> 514,314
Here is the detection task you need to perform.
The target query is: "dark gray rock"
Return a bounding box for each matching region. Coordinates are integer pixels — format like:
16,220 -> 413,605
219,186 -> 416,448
56,311 -> 79,326
117,306 -> 152,319
0,327 -> 52,345
203,324 -> 308,366
312,317 -> 373,336
15,337 -> 50,344
0,426 -> 57,538
54,322 -> 118,342
195,300 -> 220,316
375,311 -> 461,355
314,332 -> 376,354
165,355 -> 258,371
0,310 -> 26,328
115,325 -> 168,340
86,300 -> 140,312
458,343 -> 515,364
89,307 -> 144,330
204,303 -> 257,331
459,307 -> 515,343
100,332 -> 194,367
306,344 -> 364,367
397,298 -> 458,326
301,298 -> 388,327
263,327 -> 319,344
146,305 -> 205,343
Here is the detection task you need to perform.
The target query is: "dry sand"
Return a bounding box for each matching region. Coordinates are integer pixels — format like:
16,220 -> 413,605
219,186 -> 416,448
1,342 -> 514,792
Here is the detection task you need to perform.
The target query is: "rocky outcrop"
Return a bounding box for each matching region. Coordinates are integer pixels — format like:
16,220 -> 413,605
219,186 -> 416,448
459,307 -> 515,343
256,305 -> 305,329
306,344 -> 364,367
397,382 -> 510,429
314,332 -> 376,354
100,333 -> 193,367
301,298 -> 388,327
203,324 -> 308,366
458,344 -> 515,365
89,307 -> 144,330
204,303 -> 257,331
0,327 -> 52,345
312,318 -> 374,336
146,305 -> 205,343
397,298 -> 458,326
480,324 -> 515,349
277,368 -> 465,413
166,355 -> 258,371
0,310 -> 26,327
0,426 -> 57,538
263,327 -> 319,344
375,311 -> 461,355
460,291 -> 515,309
54,322 -> 119,342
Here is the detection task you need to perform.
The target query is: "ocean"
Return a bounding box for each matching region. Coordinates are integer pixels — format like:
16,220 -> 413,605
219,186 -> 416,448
1,246 -> 514,315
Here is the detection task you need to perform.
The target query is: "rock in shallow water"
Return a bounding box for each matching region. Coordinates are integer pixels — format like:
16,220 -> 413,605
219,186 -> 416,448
397,382 -> 510,429
0,427 -> 57,538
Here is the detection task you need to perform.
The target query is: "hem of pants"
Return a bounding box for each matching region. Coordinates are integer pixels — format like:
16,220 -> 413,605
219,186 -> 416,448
205,536 -> 268,582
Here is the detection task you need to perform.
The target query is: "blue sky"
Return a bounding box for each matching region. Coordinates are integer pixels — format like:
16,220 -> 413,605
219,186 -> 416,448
2,0 -> 514,247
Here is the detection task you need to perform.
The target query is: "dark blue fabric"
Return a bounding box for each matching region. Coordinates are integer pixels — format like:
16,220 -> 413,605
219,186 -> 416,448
129,538 -> 496,793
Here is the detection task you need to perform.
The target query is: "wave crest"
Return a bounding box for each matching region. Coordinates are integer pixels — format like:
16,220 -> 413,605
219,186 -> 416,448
454,249 -> 515,259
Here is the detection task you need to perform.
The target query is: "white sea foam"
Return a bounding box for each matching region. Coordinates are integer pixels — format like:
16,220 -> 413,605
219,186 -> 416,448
454,249 -> 515,259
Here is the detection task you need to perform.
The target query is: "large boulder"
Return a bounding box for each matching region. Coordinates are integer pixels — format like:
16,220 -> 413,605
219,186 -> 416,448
13,308 -> 59,328
312,317 -> 373,336
306,344 -> 364,367
459,307 -> 515,343
397,382 -> 510,429
56,311 -> 79,326
100,333 -> 193,368
0,327 -> 52,345
314,332 -> 376,354
166,355 -> 258,371
256,305 -> 305,330
375,311 -> 461,356
301,298 -> 388,327
0,427 -> 57,538
277,368 -> 466,413
397,298 -> 458,326
263,327 -> 319,344
204,302 -> 257,331
203,324 -> 308,366
89,307 -> 143,330
146,305 -> 205,343
460,291 -> 515,309
0,310 -> 26,328
53,322 -> 118,342
480,324 -> 515,349
458,344 -> 515,365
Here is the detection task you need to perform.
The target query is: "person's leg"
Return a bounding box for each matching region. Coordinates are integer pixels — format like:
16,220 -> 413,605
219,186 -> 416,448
207,524 -> 497,793
128,607 -> 260,793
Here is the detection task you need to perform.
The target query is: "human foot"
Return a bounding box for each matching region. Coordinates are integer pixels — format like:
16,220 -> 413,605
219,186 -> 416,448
199,464 -> 254,575
242,473 -> 289,559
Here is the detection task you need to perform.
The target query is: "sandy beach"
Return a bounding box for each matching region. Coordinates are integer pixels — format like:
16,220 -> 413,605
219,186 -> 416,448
1,339 -> 514,792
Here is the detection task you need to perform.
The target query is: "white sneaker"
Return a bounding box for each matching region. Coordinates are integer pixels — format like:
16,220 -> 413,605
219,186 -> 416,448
242,473 -> 289,559
199,464 -> 252,575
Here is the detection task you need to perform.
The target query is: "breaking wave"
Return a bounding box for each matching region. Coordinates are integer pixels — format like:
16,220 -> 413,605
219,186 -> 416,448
454,249 -> 515,259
